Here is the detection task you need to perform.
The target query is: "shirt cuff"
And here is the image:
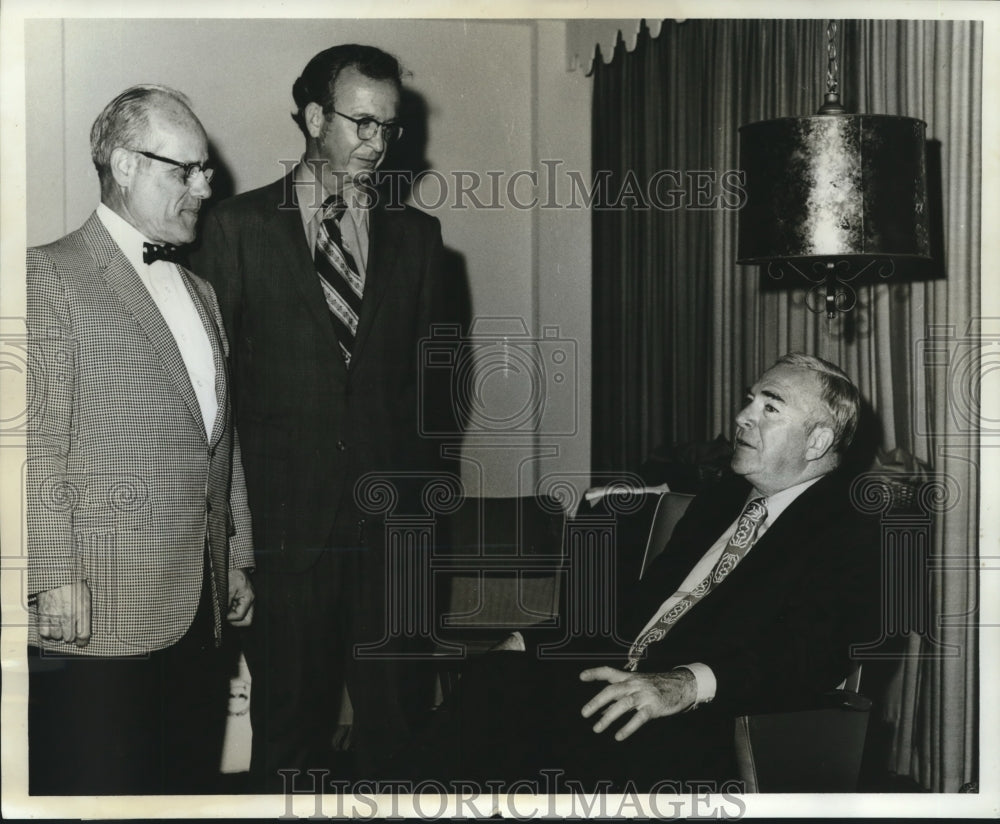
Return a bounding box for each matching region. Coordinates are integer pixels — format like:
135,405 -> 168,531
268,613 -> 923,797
677,662 -> 717,705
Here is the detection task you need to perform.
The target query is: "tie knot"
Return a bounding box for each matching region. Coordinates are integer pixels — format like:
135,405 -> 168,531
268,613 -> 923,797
728,497 -> 768,551
742,497 -> 768,524
142,242 -> 179,264
321,194 -> 347,222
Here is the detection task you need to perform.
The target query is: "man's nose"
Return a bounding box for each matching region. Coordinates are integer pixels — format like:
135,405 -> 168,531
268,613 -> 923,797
365,129 -> 387,154
735,404 -> 754,429
189,170 -> 212,199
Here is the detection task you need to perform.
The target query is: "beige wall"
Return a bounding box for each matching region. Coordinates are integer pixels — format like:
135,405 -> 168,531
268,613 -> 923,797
25,18 -> 592,499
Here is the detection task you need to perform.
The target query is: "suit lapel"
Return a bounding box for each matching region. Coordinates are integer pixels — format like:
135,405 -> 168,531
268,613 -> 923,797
268,179 -> 346,374
744,472 -> 841,560
351,204 -> 402,364
642,479 -> 748,590
631,472 -> 851,657
687,472 -> 844,605
180,267 -> 228,446
81,214 -> 207,439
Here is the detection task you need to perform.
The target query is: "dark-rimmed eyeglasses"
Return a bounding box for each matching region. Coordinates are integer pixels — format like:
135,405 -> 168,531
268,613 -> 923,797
131,149 -> 215,185
324,107 -> 403,144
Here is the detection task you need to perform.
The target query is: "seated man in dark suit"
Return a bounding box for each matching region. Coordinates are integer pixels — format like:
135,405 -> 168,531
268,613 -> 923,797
395,353 -> 882,792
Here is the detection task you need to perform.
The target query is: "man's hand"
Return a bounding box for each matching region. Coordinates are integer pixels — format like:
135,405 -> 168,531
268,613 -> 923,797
227,568 -> 255,627
579,666 -> 697,741
37,582 -> 92,647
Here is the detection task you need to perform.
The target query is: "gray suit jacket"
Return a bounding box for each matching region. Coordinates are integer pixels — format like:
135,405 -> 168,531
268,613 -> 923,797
26,212 -> 254,657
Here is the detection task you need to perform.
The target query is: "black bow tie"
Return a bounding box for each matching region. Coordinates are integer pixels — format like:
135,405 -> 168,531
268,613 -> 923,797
142,242 -> 180,264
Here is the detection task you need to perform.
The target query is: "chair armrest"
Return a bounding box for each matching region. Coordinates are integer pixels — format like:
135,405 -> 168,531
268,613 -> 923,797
733,692 -> 872,792
819,688 -> 872,713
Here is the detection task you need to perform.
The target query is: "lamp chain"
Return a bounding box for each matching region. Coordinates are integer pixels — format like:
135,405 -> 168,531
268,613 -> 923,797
826,20 -> 839,96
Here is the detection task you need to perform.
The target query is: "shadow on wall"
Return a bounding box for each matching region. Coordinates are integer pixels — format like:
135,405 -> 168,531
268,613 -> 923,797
386,88 -> 473,440
393,87 -> 473,352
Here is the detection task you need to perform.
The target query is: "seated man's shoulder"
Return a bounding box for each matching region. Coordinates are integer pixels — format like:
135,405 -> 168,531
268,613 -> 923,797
812,468 -> 882,523
690,468 -> 879,545
686,471 -> 751,515
792,470 -> 883,563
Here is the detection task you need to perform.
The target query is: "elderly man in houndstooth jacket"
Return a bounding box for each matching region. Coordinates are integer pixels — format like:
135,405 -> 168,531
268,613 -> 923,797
25,84 -> 254,795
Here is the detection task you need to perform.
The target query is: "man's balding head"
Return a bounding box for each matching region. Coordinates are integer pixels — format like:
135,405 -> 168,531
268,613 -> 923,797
90,85 -> 204,197
91,84 -> 211,245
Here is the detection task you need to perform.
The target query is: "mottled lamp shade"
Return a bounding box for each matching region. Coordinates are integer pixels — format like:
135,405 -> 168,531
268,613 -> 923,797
737,115 -> 931,265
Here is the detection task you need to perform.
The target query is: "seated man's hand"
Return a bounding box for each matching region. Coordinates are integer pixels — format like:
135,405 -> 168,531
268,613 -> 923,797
37,582 -> 92,647
579,666 -> 696,741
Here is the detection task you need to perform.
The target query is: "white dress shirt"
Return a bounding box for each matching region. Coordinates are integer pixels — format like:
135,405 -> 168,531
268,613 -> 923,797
97,203 -> 217,437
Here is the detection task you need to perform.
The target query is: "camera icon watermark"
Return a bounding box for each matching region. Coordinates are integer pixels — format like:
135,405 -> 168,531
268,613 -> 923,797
914,317 -> 1000,437
1,318 -> 37,442
418,317 -> 578,437
0,316 -> 76,444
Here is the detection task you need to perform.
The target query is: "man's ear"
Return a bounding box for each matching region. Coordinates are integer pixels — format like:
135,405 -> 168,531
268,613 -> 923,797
109,146 -> 135,188
304,102 -> 326,139
805,424 -> 835,461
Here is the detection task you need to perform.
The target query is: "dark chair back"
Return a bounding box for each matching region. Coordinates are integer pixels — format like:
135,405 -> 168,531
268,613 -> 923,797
435,495 -> 565,653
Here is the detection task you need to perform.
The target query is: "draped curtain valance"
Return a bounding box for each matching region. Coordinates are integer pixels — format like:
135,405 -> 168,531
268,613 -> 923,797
565,19 -> 665,72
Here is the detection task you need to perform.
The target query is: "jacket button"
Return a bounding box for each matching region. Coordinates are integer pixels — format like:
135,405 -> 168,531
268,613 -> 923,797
337,440 -> 347,451
206,498 -> 213,512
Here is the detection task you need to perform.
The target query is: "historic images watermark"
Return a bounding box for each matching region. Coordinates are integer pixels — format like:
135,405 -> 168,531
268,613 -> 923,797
279,159 -> 748,213
278,769 -> 748,819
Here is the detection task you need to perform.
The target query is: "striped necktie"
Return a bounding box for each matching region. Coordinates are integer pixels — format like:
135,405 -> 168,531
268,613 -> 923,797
315,194 -> 364,365
625,497 -> 768,671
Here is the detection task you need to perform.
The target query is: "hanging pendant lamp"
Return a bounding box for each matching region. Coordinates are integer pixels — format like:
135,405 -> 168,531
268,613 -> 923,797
737,22 -> 931,317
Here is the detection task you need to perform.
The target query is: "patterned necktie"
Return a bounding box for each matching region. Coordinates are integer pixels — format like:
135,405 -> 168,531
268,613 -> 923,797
143,241 -> 180,264
625,497 -> 768,672
315,195 -> 365,365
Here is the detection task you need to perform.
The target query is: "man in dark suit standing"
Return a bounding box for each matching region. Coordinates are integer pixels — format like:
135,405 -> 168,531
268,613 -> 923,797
401,353 -> 882,791
192,44 -> 446,790
26,85 -> 255,795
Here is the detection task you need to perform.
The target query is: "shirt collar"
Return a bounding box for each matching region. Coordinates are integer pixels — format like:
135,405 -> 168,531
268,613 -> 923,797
293,158 -> 369,226
751,475 -> 824,527
96,202 -> 164,274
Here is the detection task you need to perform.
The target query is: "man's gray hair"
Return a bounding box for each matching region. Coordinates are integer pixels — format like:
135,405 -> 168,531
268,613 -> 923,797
90,84 -> 192,188
774,352 -> 861,453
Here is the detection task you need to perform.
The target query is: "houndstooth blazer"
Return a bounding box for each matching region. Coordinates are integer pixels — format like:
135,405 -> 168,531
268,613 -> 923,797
26,211 -> 254,657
